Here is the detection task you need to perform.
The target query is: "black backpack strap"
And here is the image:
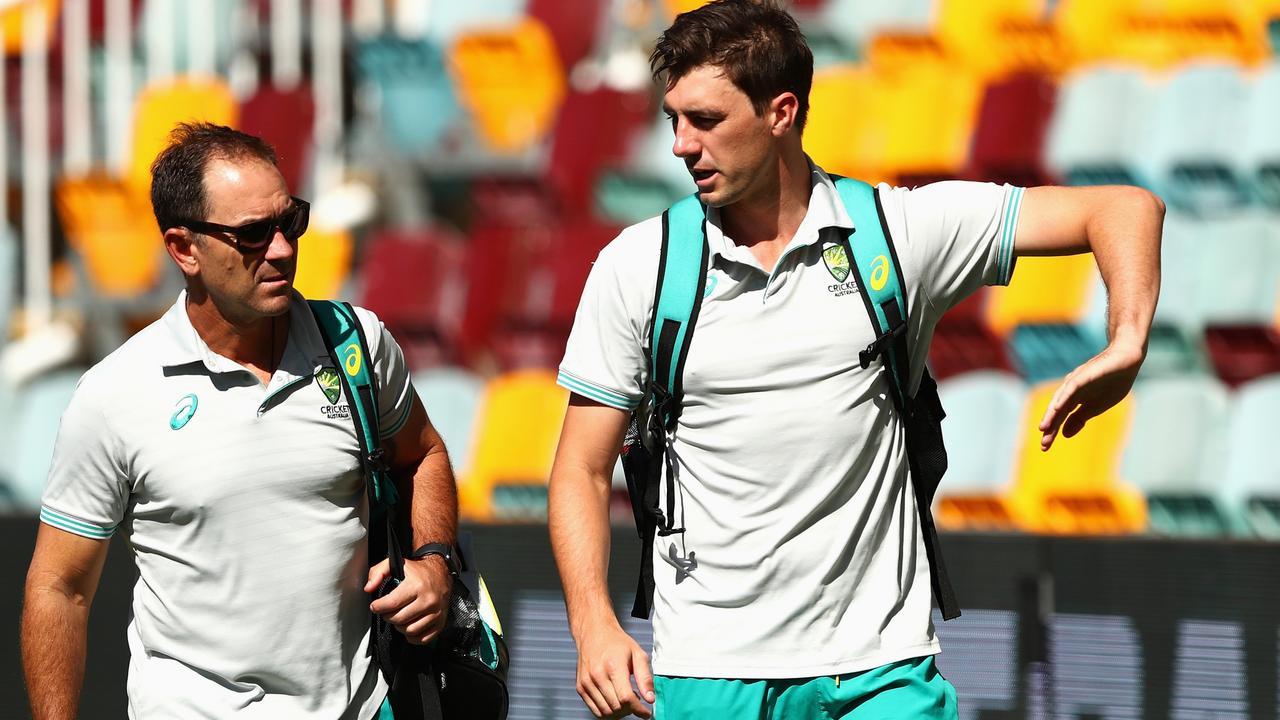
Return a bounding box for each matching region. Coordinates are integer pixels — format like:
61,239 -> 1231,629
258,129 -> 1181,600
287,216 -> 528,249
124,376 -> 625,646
626,194 -> 708,619
832,178 -> 961,621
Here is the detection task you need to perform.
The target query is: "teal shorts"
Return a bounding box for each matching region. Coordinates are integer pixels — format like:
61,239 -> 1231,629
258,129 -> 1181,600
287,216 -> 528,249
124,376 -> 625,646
653,655 -> 957,720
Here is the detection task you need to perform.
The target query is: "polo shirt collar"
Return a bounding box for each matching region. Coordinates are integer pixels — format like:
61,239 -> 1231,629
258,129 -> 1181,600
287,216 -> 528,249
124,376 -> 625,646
159,291 -> 331,381
703,159 -> 854,264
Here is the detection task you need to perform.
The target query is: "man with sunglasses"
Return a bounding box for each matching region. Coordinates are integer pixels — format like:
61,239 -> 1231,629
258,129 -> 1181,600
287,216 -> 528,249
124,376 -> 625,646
22,123 -> 457,719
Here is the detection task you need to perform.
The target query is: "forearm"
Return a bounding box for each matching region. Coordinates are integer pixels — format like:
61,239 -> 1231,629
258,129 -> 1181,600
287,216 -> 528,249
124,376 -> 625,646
21,584 -> 91,720
1086,187 -> 1164,349
549,459 -> 619,640
399,438 -> 458,548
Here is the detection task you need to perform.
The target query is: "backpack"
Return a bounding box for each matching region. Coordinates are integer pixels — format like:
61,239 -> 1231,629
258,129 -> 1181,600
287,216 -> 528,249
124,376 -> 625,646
620,177 -> 960,622
308,300 -> 510,720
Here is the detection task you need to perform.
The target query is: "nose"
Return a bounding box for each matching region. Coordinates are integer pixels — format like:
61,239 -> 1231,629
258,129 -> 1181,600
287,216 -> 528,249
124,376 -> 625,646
264,225 -> 296,262
671,118 -> 701,160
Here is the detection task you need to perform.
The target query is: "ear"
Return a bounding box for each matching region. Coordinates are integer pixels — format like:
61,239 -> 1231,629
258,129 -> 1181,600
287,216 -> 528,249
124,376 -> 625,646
164,227 -> 201,279
769,92 -> 800,137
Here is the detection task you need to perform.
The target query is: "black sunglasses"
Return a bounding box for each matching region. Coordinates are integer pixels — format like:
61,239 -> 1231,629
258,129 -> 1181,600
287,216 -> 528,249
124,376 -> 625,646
181,197 -> 310,252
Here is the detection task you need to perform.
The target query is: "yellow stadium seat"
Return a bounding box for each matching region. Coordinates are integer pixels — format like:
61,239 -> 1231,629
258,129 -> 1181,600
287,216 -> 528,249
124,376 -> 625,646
449,18 -> 566,154
55,177 -> 165,297
458,370 -> 567,522
984,255 -> 1098,336
1007,380 -> 1146,533
1056,0 -> 1270,68
664,0 -> 711,18
936,0 -> 1053,78
2,0 -> 60,56
129,79 -> 238,195
805,64 -> 888,184
291,225 -> 352,301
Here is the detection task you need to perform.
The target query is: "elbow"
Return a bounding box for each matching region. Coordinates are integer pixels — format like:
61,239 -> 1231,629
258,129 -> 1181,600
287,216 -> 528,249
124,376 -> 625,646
1127,185 -> 1165,220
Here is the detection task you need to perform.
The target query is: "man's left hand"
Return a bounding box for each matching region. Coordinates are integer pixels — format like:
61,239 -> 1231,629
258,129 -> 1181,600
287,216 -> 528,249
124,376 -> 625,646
366,556 -> 453,645
1038,339 -> 1144,451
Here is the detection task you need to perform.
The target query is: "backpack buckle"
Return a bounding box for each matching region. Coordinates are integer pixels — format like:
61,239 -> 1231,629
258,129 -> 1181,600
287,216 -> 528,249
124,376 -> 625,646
367,448 -> 390,473
859,321 -> 906,369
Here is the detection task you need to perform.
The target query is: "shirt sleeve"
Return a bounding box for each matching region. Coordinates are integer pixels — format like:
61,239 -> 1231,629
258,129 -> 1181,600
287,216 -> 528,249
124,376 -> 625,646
882,181 -> 1024,313
355,307 -> 415,440
556,222 -> 659,411
39,371 -> 129,540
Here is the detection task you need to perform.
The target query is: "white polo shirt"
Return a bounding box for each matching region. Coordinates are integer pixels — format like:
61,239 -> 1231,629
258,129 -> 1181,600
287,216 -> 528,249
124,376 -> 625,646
40,291 -> 414,719
558,164 -> 1022,679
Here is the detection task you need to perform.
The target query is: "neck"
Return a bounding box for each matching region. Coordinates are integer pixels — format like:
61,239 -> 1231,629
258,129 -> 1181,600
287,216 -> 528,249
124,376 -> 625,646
720,144 -> 812,247
184,286 -> 288,371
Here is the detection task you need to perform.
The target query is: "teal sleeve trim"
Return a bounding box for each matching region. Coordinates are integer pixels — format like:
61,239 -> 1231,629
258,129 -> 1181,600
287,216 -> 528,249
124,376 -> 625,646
556,371 -> 637,411
997,186 -> 1024,286
40,506 -> 115,540
378,396 -> 413,440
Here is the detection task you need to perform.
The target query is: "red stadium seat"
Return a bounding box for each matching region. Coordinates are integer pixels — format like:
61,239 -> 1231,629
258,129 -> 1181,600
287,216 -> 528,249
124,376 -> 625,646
929,294 -> 1014,380
240,85 -> 315,192
967,73 -> 1058,187
358,227 -> 469,369
546,88 -> 652,215
1204,325 -> 1280,389
528,0 -> 602,70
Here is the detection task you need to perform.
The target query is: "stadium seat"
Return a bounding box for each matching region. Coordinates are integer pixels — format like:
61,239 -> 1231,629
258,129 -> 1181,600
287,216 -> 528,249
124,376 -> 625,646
928,292 -> 1014,380
528,0 -> 602,70
412,367 -> 485,477
1204,325 -> 1280,388
593,110 -> 691,225
5,367 -> 85,511
239,85 -> 314,192
1056,0 -> 1270,68
458,370 -> 567,522
1141,62 -> 1250,214
966,73 -> 1058,187
1194,214 -> 1280,327
818,0 -> 934,54
985,254 -> 1099,336
935,371 -> 1028,531
291,224 -> 351,303
357,227 -> 468,369
128,79 -> 238,195
1008,323 -> 1107,385
1007,380 -> 1146,534
935,0 -> 1049,79
421,0 -> 528,45
1121,376 -> 1232,536
1240,61 -> 1280,208
1045,66 -> 1154,188
1218,374 -> 1280,537
354,37 -> 461,157
55,177 -> 166,297
546,88 -> 652,216
448,18 -> 566,154
805,65 -> 886,182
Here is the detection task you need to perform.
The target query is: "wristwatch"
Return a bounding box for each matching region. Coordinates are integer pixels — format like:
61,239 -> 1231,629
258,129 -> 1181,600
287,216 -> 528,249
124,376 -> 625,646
408,542 -> 461,577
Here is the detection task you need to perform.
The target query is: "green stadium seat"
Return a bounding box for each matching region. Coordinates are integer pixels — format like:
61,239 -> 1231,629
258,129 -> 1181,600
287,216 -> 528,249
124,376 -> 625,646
412,367 -> 485,477
5,368 -> 86,512
935,371 -> 1027,531
1218,374 -> 1280,537
1194,214 -> 1280,327
421,0 -> 528,45
1142,62 -> 1251,214
1121,376 -> 1232,536
354,38 -> 461,157
1241,62 -> 1280,208
1045,66 -> 1154,188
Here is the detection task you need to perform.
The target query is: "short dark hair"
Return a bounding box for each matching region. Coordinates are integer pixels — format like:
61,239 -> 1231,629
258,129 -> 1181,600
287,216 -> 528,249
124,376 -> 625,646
650,0 -> 814,131
150,122 -> 278,232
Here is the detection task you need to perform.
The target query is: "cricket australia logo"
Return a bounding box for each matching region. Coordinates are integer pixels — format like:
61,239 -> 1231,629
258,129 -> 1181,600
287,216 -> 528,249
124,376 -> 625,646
822,242 -> 859,297
316,367 -> 352,420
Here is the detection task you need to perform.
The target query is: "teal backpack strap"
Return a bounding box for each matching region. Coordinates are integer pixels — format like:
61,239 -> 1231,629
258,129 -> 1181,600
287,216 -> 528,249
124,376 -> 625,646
832,177 -> 961,621
623,193 -> 708,619
307,300 -> 399,512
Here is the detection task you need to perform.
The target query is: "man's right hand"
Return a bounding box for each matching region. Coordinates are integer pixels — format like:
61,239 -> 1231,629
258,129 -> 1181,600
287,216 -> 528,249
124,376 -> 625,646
574,622 -> 656,719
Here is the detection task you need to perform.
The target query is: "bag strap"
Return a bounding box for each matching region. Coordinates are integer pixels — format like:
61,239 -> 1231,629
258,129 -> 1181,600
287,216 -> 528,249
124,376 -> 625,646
650,194 -> 710,428
831,177 -> 960,620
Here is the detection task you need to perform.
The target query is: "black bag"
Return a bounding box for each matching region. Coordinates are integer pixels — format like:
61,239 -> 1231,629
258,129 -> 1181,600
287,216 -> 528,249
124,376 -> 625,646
309,300 -> 509,720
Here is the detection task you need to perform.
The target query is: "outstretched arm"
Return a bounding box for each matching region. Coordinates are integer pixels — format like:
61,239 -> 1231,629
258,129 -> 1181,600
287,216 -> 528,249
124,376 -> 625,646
1013,184 -> 1165,450
549,395 -> 654,719
22,525 -> 110,720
